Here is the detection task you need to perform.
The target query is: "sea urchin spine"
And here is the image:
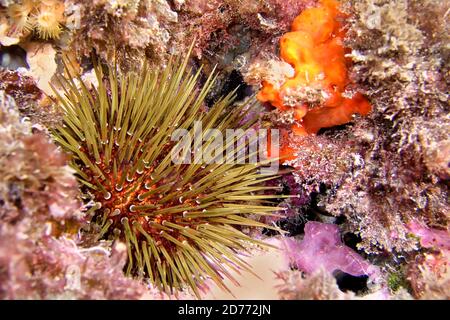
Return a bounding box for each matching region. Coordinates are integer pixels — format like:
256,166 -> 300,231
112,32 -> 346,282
51,47 -> 282,297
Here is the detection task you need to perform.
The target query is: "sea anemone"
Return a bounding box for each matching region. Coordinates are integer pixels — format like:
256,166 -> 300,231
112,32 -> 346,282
6,0 -> 34,34
51,47 -> 282,297
32,1 -> 64,40
5,0 -> 65,40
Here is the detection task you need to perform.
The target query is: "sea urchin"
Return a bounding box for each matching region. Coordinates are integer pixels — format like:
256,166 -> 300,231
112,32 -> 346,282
51,48 -> 282,297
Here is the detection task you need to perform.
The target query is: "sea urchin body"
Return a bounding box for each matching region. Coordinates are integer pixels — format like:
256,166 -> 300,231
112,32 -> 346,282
52,50 -> 282,297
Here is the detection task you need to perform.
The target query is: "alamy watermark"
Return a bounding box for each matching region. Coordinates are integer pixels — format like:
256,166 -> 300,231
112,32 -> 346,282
170,121 -> 280,175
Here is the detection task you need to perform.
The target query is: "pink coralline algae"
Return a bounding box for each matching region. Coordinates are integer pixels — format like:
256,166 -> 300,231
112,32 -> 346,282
407,221 -> 450,251
284,221 -> 379,280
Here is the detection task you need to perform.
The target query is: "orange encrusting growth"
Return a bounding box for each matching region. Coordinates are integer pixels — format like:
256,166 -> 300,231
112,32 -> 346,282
6,0 -> 65,40
258,0 -> 371,141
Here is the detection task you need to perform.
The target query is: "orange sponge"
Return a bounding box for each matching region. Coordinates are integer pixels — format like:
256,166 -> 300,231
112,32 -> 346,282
258,0 -> 371,137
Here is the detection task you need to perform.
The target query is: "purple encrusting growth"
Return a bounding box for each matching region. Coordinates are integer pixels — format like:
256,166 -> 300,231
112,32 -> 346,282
0,0 -> 448,300
284,221 -> 379,280
408,221 -> 450,251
